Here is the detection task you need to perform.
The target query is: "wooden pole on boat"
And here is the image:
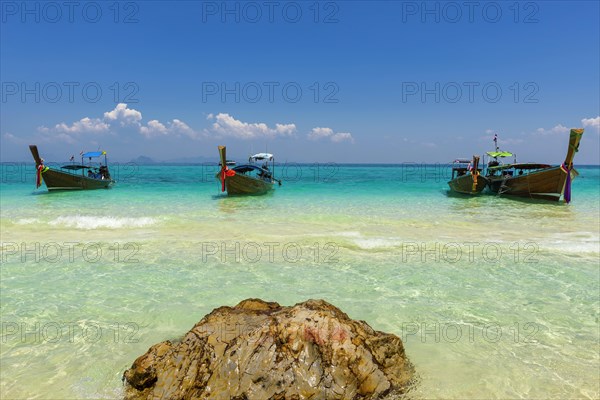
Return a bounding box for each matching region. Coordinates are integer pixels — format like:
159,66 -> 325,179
564,129 -> 584,168
218,146 -> 227,192
561,128 -> 584,203
29,145 -> 42,166
471,155 -> 480,192
218,146 -> 227,168
472,155 -> 480,172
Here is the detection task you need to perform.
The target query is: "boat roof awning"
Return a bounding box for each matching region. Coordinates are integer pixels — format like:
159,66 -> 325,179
488,163 -> 552,170
250,153 -> 273,161
233,164 -> 267,173
82,151 -> 107,158
486,151 -> 513,158
61,164 -> 91,170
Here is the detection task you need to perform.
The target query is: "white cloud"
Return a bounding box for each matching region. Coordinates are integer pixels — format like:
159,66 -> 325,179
207,113 -> 296,139
534,124 -> 569,135
308,127 -> 354,143
139,120 -> 168,137
53,133 -> 77,144
2,132 -> 30,145
103,103 -> 142,126
331,132 -> 354,143
37,105 -> 140,138
37,117 -> 110,143
582,116 -> 600,130
3,132 -> 18,142
140,118 -> 201,139
53,117 -> 110,134
308,127 -> 334,140
171,119 -> 202,139
533,118 -> 600,135
38,103 -> 200,142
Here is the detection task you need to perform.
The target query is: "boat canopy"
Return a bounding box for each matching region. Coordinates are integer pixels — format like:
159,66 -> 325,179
250,153 -> 273,161
486,151 -> 513,158
488,162 -> 552,171
233,164 -> 270,174
61,164 -> 92,170
82,151 -> 107,158
452,158 -> 471,163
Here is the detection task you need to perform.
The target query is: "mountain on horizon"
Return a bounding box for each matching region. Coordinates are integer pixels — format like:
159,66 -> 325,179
128,155 -> 219,164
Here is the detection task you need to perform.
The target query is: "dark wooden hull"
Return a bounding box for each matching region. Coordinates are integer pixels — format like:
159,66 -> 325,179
41,168 -> 113,191
487,166 -> 577,201
448,174 -> 488,195
216,173 -> 273,196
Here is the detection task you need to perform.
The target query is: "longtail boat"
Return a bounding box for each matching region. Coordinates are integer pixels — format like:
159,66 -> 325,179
448,155 -> 488,195
216,146 -> 280,195
485,129 -> 584,202
29,145 -> 114,191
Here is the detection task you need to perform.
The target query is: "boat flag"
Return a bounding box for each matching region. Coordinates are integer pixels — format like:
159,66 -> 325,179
69,155 -> 75,161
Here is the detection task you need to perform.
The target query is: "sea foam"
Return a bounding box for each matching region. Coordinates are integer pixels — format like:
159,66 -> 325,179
48,215 -> 157,229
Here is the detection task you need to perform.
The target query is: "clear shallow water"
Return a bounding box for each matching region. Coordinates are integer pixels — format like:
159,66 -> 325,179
1,164 -> 599,399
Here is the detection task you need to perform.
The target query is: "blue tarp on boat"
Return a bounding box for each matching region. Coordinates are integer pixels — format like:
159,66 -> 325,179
82,151 -> 106,158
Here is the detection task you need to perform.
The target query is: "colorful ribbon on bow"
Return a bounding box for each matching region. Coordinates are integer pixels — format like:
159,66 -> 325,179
560,162 -> 572,203
471,168 -> 479,192
36,164 -> 49,188
220,166 -> 236,192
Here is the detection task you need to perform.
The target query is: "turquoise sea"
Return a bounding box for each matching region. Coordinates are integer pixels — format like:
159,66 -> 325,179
1,163 -> 599,399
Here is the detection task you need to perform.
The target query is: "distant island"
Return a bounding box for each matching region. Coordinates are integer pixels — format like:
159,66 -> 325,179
128,155 -> 219,164
129,156 -> 157,164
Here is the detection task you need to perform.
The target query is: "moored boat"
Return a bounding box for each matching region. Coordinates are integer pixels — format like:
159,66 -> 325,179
485,129 -> 584,202
216,146 -> 280,196
448,155 -> 487,195
29,145 -> 115,191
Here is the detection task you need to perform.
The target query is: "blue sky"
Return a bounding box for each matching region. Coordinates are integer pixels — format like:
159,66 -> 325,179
1,0 -> 599,163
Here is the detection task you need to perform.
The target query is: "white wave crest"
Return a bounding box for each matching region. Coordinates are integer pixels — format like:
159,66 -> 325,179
353,238 -> 401,249
15,218 -> 41,225
49,215 -> 156,230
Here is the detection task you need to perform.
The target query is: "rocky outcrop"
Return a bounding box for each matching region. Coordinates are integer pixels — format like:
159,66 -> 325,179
123,299 -> 415,399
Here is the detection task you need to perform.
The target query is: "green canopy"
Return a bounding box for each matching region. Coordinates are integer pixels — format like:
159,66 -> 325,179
486,151 -> 513,158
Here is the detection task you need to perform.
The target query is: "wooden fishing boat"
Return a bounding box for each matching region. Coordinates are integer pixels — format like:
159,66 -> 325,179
485,129 -> 584,202
216,146 -> 280,195
29,145 -> 115,191
448,155 -> 487,195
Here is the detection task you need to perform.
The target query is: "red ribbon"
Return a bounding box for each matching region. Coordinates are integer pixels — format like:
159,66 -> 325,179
220,167 -> 236,192
36,164 -> 44,188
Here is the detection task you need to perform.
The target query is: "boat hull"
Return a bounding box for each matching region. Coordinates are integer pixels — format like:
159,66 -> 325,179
41,168 -> 113,190
448,174 -> 488,195
487,166 -> 577,201
216,173 -> 273,196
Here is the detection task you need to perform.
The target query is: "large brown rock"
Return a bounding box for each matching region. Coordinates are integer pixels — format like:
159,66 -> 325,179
123,299 -> 415,399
